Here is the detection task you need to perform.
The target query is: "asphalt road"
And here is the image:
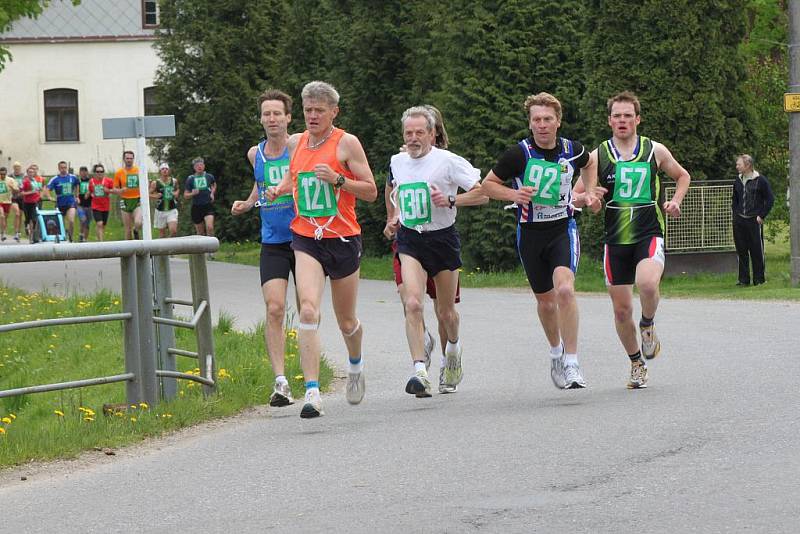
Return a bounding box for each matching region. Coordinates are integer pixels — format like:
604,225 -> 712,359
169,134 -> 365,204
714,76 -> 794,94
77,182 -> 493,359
0,256 -> 797,533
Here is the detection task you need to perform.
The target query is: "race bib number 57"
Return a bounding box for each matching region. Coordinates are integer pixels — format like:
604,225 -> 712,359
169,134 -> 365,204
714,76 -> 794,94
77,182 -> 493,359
613,162 -> 652,204
522,159 -> 561,206
297,172 -> 337,217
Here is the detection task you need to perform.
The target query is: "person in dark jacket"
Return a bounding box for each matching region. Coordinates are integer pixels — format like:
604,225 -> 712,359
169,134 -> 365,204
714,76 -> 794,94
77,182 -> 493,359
732,154 -> 774,286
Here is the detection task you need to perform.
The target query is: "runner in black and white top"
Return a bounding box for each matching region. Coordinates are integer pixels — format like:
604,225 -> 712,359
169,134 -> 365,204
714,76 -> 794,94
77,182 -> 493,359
482,92 -> 600,390
387,106 -> 484,398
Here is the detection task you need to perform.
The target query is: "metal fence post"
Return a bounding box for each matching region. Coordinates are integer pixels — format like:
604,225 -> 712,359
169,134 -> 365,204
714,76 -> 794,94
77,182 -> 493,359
136,251 -> 159,406
120,255 -> 141,405
153,255 -> 177,400
189,252 -> 216,396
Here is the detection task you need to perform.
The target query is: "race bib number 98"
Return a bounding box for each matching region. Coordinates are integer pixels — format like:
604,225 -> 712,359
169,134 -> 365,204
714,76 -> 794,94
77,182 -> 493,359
523,159 -> 561,206
264,160 -> 292,205
297,172 -> 337,217
613,162 -> 652,204
398,182 -> 432,227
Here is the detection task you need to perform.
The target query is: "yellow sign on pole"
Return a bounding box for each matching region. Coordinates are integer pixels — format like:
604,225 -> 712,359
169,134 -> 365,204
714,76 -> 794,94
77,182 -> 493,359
784,93 -> 800,112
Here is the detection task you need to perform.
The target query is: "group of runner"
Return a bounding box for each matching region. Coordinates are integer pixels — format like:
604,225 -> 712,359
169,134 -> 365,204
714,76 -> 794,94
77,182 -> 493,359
231,82 -> 691,419
0,151 -> 218,244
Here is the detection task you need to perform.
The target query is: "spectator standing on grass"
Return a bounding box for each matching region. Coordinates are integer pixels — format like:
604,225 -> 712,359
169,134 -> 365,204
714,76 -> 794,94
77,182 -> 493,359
732,154 -> 774,287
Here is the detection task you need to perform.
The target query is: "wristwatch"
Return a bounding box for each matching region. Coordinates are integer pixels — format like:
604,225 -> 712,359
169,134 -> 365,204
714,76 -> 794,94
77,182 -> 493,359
448,195 -> 456,209
335,174 -> 346,188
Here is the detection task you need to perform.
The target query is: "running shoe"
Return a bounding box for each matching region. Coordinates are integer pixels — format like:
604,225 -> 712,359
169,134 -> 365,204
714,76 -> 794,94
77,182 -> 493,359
438,366 -> 457,394
300,389 -> 323,418
563,362 -> 587,389
1,234 -> 6,242
443,343 -> 463,388
423,328 -> 435,372
550,345 -> 567,390
640,325 -> 661,360
346,370 -> 365,405
13,233 -> 20,243
405,369 -> 432,398
269,380 -> 294,407
627,359 -> 648,389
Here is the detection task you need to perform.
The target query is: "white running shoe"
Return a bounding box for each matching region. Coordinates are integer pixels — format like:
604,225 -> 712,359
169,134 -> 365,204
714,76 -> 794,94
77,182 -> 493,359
640,325 -> 661,359
550,345 -> 567,390
423,328 -> 435,372
405,369 -> 432,398
438,366 -> 457,394
346,369 -> 365,405
563,362 -> 587,389
300,389 -> 323,418
269,380 -> 294,407
443,343 -> 463,388
627,359 -> 649,389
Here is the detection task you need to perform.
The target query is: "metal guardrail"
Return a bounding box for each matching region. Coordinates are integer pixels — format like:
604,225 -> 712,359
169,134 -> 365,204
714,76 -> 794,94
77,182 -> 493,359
0,236 -> 219,406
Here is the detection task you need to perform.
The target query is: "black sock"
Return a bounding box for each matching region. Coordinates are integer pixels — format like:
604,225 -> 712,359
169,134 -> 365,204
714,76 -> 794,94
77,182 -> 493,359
639,315 -> 654,328
628,351 -> 642,362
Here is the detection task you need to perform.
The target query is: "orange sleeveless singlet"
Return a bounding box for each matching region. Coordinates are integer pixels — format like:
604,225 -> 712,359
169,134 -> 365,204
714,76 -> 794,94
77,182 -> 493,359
289,127 -> 360,238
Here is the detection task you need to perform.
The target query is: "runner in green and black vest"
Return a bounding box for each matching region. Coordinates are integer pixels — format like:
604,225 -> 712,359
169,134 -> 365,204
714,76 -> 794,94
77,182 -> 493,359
183,157 -> 216,247
150,163 -> 180,238
575,91 -> 690,389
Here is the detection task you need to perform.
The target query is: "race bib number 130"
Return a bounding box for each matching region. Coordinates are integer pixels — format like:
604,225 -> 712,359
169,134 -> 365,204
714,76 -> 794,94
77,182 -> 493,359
522,159 -> 561,206
398,182 -> 432,227
297,172 -> 337,217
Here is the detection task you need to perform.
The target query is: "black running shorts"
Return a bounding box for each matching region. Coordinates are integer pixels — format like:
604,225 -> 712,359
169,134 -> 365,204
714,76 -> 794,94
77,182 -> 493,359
291,233 -> 362,280
260,242 -> 295,285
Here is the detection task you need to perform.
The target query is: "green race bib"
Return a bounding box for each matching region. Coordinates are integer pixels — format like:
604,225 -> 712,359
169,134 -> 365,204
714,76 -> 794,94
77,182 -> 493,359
0,182 -> 7,194
522,159 -> 561,206
126,174 -> 139,189
79,181 -> 89,195
264,160 -> 292,205
31,180 -> 41,192
297,171 -> 337,217
194,175 -> 208,190
93,184 -> 106,197
163,185 -> 173,201
397,182 -> 432,227
59,182 -> 73,196
613,162 -> 652,204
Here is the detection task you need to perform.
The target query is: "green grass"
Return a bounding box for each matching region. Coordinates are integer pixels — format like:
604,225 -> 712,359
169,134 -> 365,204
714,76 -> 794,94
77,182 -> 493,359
0,286 -> 333,468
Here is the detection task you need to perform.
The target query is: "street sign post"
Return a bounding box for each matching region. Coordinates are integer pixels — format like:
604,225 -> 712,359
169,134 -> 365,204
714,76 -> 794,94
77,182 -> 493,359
102,115 -> 176,241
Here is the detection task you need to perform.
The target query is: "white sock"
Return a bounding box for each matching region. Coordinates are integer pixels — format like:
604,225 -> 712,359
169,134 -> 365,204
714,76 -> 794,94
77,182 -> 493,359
275,375 -> 288,386
348,358 -> 363,374
414,361 -> 427,373
550,343 -> 564,359
445,339 -> 461,357
305,387 -> 320,398
564,353 -> 578,366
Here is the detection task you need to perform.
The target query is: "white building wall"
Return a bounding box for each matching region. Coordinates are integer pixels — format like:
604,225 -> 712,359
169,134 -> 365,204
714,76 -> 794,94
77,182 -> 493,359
0,40 -> 161,175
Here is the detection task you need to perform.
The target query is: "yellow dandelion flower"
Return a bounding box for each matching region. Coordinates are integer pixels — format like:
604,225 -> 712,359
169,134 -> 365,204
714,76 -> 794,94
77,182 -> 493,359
113,300 -> 120,305
139,402 -> 148,409
9,414 -> 16,420
114,411 -> 124,417
48,344 -> 55,349
293,374 -> 304,380
83,417 -> 95,422
54,410 -> 64,417
0,428 -> 5,434
85,409 -> 96,416
164,413 -> 172,418
130,404 -> 137,410
84,344 -> 92,349
130,417 -> 137,422
1,417 -> 11,424
179,390 -> 185,396
51,333 -> 58,338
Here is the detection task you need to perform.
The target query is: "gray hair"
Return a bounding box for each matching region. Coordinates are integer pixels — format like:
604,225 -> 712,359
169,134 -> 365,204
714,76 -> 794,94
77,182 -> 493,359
301,81 -> 340,106
192,157 -> 204,165
400,106 -> 436,132
737,154 -> 754,169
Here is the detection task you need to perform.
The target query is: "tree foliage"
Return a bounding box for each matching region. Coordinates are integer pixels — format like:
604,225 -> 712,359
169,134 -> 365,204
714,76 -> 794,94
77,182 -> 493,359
154,0 -> 760,264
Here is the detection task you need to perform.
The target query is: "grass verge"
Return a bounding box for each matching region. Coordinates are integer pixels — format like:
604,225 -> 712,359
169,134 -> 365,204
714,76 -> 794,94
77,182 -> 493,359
0,286 -> 333,468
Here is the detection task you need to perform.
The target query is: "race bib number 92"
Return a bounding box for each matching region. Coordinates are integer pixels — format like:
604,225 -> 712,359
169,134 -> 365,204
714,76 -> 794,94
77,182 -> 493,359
522,159 -> 561,206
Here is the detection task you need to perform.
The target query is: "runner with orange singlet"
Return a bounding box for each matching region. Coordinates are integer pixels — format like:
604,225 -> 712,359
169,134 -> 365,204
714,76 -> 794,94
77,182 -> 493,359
268,81 -> 377,419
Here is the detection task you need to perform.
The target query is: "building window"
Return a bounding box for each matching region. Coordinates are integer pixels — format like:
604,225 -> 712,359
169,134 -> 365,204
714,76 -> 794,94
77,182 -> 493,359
142,0 -> 159,28
44,89 -> 79,142
144,86 -> 157,116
